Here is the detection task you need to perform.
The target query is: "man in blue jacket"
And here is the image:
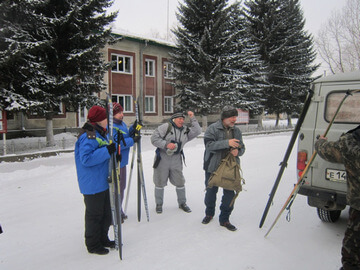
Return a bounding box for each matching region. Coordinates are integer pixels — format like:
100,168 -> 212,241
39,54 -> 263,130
112,102 -> 139,221
75,105 -> 116,255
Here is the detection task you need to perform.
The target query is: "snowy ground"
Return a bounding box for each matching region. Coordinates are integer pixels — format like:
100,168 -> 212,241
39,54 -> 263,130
0,131 -> 346,270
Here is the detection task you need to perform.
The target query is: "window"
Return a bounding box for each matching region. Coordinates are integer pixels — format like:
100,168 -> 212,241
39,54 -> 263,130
111,54 -> 132,74
164,96 -> 173,113
325,91 -> 360,123
145,96 -> 155,113
164,62 -> 174,79
145,59 -> 155,77
112,95 -> 133,113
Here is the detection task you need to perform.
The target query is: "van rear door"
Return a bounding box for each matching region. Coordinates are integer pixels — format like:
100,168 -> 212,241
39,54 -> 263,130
312,84 -> 360,194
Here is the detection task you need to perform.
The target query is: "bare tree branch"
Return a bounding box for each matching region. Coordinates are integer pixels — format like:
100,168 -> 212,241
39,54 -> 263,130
315,0 -> 360,74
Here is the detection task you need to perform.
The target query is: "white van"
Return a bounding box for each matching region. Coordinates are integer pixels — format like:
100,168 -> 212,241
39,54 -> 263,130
297,70 -> 360,222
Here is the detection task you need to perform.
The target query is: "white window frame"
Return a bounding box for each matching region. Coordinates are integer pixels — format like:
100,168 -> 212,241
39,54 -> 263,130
58,102 -> 64,114
78,106 -> 88,127
164,61 -> 174,79
145,59 -> 155,77
164,96 -> 174,113
145,96 -> 155,113
112,94 -> 133,113
111,54 -> 133,74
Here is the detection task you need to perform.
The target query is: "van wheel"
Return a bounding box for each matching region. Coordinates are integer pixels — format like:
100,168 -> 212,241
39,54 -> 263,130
317,208 -> 341,223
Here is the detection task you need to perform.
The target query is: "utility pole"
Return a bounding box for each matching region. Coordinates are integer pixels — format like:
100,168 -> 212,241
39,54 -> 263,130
166,0 -> 170,41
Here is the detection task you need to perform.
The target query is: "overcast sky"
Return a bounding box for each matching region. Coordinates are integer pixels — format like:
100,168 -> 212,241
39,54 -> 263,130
108,0 -> 348,76
109,0 -> 347,38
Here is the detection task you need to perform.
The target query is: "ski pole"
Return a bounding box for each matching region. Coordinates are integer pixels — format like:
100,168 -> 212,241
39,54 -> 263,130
264,89 -> 360,237
105,93 -> 123,259
259,89 -> 313,228
124,143 -> 136,214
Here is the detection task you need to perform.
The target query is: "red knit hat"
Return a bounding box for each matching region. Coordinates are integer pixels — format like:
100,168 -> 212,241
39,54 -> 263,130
113,102 -> 123,115
87,105 -> 107,123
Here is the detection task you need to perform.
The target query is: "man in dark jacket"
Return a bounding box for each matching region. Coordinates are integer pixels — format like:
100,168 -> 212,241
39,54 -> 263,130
315,126 -> 360,270
202,106 -> 245,231
75,105 -> 116,255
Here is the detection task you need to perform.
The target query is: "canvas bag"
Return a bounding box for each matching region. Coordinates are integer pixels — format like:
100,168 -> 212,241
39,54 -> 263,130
207,152 -> 245,206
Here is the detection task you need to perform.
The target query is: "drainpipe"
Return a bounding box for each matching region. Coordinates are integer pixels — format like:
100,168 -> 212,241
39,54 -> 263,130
139,40 -> 148,120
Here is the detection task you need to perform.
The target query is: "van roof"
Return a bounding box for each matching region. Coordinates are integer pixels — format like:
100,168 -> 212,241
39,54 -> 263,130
314,70 -> 360,83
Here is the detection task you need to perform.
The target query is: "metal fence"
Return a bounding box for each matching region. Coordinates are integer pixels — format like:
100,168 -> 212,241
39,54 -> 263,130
0,136 -> 77,156
0,124 -> 294,156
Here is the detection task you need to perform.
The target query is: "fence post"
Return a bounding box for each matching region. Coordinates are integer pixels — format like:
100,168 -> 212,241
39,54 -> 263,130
11,141 -> 15,154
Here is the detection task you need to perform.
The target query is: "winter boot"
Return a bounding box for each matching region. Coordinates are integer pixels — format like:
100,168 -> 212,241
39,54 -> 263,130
156,204 -> 163,214
220,221 -> 237,231
179,203 -> 191,213
202,215 -> 213,224
88,246 -> 109,255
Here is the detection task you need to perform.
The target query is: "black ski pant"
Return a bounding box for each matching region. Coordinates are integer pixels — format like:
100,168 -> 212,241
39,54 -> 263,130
83,189 -> 112,252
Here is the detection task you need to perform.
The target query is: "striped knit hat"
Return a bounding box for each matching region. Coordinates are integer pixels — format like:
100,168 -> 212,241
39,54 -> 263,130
171,111 -> 185,120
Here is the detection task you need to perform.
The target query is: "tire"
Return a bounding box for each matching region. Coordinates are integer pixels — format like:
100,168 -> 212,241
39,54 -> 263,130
317,208 -> 341,223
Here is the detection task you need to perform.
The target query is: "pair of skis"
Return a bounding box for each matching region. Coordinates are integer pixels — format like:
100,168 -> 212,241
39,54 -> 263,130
261,89 -> 360,237
105,94 -> 123,260
124,98 -> 150,222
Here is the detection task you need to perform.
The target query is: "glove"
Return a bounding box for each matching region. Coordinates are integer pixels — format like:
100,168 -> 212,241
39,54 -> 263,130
133,135 -> 141,143
106,143 -> 116,155
132,120 -> 138,129
132,120 -> 143,133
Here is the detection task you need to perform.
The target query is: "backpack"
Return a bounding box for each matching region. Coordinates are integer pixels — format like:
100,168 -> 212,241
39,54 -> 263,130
207,153 -> 245,207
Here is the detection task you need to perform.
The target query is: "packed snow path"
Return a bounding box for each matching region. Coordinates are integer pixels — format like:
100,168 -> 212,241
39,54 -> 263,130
0,134 -> 346,270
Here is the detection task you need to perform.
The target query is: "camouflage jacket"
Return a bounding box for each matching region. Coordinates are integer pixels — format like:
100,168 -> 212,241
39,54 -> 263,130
315,133 -> 360,210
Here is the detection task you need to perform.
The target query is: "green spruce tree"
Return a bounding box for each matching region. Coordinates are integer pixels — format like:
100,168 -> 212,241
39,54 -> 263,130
0,0 -> 117,144
171,0 -> 235,123
244,0 -> 318,126
224,2 -> 266,117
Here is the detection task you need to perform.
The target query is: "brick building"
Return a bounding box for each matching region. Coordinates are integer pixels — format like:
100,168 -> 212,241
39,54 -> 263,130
5,31 -> 176,137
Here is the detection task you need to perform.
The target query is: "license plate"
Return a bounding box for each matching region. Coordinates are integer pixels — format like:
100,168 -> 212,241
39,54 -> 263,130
325,168 -> 347,182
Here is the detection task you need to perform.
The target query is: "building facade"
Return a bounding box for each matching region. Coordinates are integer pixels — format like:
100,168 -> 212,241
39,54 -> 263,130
5,32 -> 176,137
102,31 -> 176,126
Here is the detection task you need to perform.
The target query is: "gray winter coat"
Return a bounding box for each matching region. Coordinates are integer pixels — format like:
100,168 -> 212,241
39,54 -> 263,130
151,117 -> 202,187
151,117 -> 201,151
203,120 -> 245,173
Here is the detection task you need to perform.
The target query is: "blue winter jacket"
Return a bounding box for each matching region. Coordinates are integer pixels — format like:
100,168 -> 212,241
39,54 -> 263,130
113,120 -> 134,168
75,123 -> 111,195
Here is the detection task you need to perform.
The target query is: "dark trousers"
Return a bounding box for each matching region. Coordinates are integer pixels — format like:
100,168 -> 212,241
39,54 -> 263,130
342,207 -> 360,270
83,189 -> 112,252
204,172 -> 235,223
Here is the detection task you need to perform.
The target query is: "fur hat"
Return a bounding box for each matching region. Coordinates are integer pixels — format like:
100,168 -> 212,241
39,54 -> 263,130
113,102 -> 123,115
171,111 -> 185,120
87,106 -> 107,123
221,106 -> 238,120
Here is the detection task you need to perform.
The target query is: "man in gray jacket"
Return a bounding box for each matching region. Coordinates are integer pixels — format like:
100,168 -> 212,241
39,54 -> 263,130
151,111 -> 201,214
202,106 -> 245,231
